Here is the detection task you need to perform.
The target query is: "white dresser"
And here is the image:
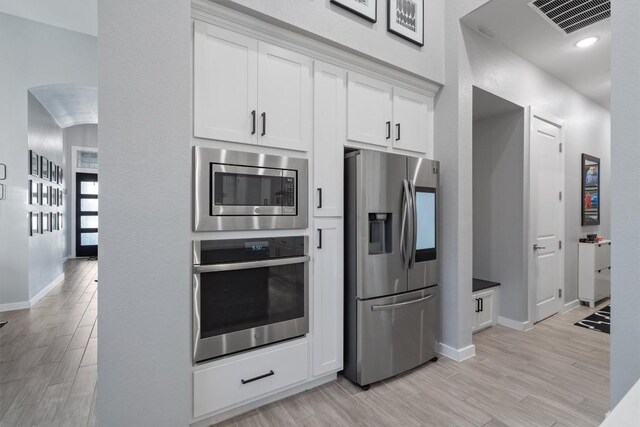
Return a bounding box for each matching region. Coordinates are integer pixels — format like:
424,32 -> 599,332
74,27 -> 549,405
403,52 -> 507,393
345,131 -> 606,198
578,240 -> 611,308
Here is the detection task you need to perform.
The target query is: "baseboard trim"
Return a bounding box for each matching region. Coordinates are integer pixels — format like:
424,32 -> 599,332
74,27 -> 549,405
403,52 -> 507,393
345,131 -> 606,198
191,373 -> 337,426
562,299 -> 580,313
0,273 -> 64,313
438,343 -> 476,362
498,316 -> 529,331
0,301 -> 30,313
29,273 -> 64,307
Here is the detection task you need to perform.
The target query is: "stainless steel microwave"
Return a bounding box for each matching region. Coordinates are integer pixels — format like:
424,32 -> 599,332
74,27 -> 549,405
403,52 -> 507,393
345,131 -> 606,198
193,147 -> 308,231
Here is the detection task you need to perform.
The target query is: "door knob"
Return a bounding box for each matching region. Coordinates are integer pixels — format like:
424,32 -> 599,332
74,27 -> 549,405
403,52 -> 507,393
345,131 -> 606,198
533,244 -> 546,250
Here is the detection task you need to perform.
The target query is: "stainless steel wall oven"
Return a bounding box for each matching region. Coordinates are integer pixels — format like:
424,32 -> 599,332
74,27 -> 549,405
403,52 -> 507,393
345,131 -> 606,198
193,147 -> 308,231
193,236 -> 309,363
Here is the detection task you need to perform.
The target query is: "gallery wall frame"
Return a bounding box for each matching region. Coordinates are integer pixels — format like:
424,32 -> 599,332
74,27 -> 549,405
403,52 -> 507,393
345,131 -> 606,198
331,0 -> 377,23
40,156 -> 49,180
30,212 -> 39,236
30,151 -> 39,176
581,153 -> 600,226
387,0 -> 424,46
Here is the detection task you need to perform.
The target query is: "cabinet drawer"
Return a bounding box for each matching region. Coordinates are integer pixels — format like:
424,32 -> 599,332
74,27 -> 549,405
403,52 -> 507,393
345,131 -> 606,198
594,242 -> 611,271
193,340 -> 308,418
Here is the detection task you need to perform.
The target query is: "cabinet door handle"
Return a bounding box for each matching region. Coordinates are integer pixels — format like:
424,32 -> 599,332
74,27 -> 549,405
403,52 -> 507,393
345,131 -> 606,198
241,370 -> 274,385
317,229 -> 322,249
475,298 -> 480,313
386,121 -> 391,139
480,297 -> 484,312
251,110 -> 256,135
261,112 -> 266,136
317,188 -> 322,209
395,123 -> 401,141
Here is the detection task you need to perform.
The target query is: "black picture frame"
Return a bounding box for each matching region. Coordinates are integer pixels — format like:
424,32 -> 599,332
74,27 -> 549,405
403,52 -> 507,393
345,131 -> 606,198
30,212 -> 39,236
50,162 -> 57,183
41,184 -> 49,206
581,153 -> 600,226
331,0 -> 377,23
387,0 -> 424,46
41,211 -> 48,233
57,166 -> 63,184
30,180 -> 39,205
58,189 -> 64,207
40,156 -> 49,180
29,150 -> 39,176
59,213 -> 64,230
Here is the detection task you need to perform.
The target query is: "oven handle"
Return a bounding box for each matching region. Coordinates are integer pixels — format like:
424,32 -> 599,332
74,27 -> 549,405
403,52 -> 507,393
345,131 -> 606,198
193,255 -> 310,273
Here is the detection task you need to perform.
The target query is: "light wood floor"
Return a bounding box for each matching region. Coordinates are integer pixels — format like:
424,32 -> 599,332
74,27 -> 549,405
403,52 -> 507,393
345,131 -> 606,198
0,259 -> 97,427
219,300 -> 610,427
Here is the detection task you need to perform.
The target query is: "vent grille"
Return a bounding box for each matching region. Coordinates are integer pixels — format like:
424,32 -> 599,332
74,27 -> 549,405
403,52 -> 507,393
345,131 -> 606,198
529,0 -> 610,34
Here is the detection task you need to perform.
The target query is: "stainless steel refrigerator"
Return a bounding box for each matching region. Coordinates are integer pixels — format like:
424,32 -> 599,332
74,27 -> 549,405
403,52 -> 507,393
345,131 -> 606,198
344,149 -> 439,388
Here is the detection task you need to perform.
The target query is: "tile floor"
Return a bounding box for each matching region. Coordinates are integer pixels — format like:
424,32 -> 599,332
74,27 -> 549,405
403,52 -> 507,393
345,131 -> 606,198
0,259 -> 97,426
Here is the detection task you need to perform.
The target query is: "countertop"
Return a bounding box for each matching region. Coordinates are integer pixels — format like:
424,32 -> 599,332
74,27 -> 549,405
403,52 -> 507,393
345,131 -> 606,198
473,278 -> 501,293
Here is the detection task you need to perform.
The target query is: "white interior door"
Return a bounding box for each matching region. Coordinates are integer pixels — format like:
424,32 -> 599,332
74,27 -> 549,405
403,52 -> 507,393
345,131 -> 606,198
531,114 -> 563,322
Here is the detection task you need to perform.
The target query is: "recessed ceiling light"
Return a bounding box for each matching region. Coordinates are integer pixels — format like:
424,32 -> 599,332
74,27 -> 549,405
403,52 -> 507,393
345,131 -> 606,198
575,36 -> 599,48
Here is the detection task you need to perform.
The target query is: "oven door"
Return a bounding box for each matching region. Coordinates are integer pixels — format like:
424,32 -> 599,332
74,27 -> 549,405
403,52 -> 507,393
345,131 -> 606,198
193,256 -> 310,363
211,164 -> 297,216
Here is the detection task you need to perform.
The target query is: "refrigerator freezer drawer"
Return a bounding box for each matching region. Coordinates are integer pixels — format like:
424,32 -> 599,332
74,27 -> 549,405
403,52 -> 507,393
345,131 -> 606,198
356,286 -> 438,386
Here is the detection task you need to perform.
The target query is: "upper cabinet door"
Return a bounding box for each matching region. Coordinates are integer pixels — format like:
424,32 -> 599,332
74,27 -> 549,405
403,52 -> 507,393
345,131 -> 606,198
257,43 -> 312,152
313,62 -> 345,218
392,87 -> 433,156
193,22 -> 258,144
346,72 -> 392,147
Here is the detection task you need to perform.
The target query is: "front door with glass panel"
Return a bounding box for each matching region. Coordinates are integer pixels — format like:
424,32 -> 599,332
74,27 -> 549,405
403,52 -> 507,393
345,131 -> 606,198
76,173 -> 98,257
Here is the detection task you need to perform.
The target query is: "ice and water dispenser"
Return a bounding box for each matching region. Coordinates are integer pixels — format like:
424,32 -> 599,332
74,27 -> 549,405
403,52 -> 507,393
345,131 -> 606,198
368,213 -> 392,255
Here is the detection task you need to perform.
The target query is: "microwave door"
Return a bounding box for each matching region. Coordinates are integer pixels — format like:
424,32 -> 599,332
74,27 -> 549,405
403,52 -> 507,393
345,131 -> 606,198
210,164 -> 284,216
408,157 -> 438,291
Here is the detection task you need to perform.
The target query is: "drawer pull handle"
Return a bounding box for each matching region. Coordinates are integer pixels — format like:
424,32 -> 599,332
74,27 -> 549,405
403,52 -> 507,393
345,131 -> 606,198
241,370 -> 274,385
371,294 -> 433,311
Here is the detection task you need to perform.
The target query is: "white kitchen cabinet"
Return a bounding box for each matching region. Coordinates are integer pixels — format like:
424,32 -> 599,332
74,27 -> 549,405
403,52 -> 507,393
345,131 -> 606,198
579,240 -> 611,308
258,43 -> 312,151
392,87 -> 434,157
346,72 -> 392,148
312,218 -> 343,377
193,22 -> 258,144
193,339 -> 308,418
193,21 -> 312,151
313,62 -> 345,217
472,288 -> 497,333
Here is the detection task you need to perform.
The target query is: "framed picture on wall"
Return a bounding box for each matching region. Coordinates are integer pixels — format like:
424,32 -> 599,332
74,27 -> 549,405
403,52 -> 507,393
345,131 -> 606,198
582,153 -> 600,226
387,0 -> 424,46
331,0 -> 377,23
41,184 -> 49,206
50,162 -> 57,183
30,212 -> 39,236
29,180 -> 38,205
57,166 -> 63,184
41,212 -> 49,233
51,213 -> 58,231
29,151 -> 39,176
59,213 -> 64,230
52,188 -> 58,207
40,156 -> 49,180
58,190 -> 63,207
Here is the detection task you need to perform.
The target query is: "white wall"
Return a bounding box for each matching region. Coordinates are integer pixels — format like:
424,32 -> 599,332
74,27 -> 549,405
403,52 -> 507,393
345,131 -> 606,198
63,124 -> 98,258
463,25 -> 611,307
0,13 -> 97,308
473,108 -> 526,321
610,0 -> 640,408
434,0 -> 489,360
213,0 -> 444,84
27,94 -> 65,299
97,0 -> 192,425
0,0 -> 97,36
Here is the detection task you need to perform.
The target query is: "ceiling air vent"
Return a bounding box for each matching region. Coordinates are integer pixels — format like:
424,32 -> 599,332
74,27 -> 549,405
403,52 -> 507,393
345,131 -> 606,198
529,0 -> 610,34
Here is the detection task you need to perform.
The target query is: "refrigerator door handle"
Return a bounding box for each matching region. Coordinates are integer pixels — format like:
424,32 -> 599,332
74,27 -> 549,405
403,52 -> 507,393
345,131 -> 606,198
371,293 -> 433,311
408,180 -> 417,269
400,179 -> 411,269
